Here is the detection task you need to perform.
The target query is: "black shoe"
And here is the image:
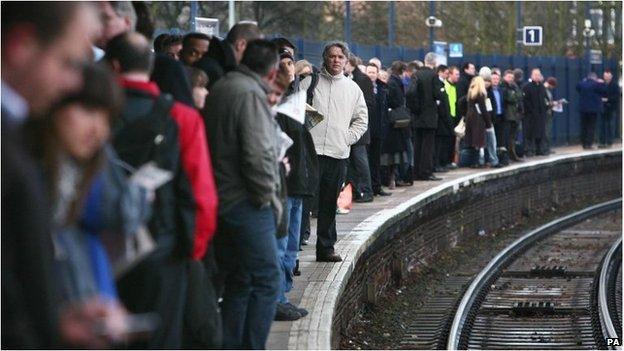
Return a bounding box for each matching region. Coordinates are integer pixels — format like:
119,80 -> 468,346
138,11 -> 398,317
301,238 -> 309,246
445,163 -> 458,170
274,303 -> 303,321
434,167 -> 449,173
395,180 -> 413,187
355,194 -> 374,203
285,302 -> 308,317
316,252 -> 342,262
416,175 -> 442,181
374,189 -> 392,196
293,259 -> 301,276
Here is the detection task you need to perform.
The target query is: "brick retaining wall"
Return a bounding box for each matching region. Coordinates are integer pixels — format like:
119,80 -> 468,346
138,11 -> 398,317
332,151 -> 622,348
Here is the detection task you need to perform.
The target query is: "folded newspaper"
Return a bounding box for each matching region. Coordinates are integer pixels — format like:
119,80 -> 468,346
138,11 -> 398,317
305,103 -> 324,130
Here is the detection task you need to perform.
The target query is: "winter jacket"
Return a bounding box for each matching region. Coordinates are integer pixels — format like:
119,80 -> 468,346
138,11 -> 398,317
120,79 -> 218,261
203,65 -> 282,217
501,80 -> 523,121
458,94 -> 488,148
299,67 -> 368,159
351,67 -> 375,145
576,78 -> 608,114
411,67 -> 439,129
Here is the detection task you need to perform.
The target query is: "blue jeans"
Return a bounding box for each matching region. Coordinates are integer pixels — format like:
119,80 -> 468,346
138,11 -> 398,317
459,148 -> 479,167
276,197 -> 303,304
483,127 -> 499,166
214,199 -> 281,349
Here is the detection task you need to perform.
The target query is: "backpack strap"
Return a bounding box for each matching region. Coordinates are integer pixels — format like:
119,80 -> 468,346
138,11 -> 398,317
306,71 -> 319,105
150,93 -> 175,144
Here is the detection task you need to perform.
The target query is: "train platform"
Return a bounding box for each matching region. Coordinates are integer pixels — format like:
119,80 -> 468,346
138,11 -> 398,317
266,144 -> 622,350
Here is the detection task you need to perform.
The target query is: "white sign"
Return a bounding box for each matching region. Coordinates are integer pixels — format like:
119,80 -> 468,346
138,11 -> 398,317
589,49 -> 603,64
195,17 -> 219,37
523,26 -> 543,46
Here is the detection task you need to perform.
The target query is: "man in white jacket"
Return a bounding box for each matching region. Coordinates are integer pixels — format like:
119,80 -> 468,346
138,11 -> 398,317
299,41 -> 368,262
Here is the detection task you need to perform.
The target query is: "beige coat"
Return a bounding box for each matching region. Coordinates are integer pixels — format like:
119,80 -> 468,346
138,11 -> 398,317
300,68 -> 368,159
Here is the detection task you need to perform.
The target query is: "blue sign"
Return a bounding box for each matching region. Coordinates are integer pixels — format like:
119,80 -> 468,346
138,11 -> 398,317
523,26 -> 543,46
449,43 -> 463,58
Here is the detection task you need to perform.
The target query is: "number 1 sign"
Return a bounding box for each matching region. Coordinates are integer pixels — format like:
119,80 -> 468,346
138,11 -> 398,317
523,26 -> 543,46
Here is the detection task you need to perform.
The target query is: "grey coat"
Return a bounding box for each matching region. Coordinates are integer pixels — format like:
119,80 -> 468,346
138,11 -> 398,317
203,65 -> 282,215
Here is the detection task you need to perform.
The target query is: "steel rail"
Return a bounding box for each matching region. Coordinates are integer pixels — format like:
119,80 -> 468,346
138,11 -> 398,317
446,198 -> 622,350
598,237 -> 622,349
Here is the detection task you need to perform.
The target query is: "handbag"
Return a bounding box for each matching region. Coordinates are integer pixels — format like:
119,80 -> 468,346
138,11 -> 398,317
388,105 -> 411,128
454,117 -> 466,138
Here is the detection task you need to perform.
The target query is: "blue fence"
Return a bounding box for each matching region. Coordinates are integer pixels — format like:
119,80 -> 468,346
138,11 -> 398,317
157,26 -> 620,145
279,37 -> 620,146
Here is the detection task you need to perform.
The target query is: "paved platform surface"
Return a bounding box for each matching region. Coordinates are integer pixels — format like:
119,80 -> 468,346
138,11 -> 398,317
266,144 -> 622,350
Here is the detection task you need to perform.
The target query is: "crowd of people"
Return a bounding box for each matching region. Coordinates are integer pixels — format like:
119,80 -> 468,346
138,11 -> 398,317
2,2 -> 621,350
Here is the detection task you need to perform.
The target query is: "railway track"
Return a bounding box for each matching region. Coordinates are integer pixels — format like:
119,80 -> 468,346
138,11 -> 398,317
445,199 -> 622,350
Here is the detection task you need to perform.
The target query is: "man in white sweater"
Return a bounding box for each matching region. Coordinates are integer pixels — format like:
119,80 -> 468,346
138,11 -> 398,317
299,41 -> 368,262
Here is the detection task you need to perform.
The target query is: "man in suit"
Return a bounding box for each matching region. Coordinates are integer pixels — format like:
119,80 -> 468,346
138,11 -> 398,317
409,52 -> 442,181
2,2 -> 118,348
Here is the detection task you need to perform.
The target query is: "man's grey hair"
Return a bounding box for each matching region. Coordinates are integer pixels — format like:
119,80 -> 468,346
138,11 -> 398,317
110,1 -> 137,31
424,52 -> 437,67
322,40 -> 350,67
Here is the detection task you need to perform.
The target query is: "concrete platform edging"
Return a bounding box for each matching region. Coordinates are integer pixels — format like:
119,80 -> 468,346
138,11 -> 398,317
288,149 -> 622,350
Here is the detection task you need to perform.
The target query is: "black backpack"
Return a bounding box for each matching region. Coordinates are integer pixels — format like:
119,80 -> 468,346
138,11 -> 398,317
112,90 -> 195,258
113,91 -> 175,168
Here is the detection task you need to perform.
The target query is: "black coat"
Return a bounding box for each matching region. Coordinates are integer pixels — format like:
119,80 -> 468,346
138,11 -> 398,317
352,67 -> 375,145
383,76 -> 409,155
411,67 -> 439,129
371,80 -> 389,139
436,78 -> 454,136
604,80 -> 620,113
194,55 -> 225,90
151,54 -> 194,108
522,81 -> 548,139
276,113 -> 319,197
196,36 -> 237,89
457,72 -> 474,99
2,115 -> 61,349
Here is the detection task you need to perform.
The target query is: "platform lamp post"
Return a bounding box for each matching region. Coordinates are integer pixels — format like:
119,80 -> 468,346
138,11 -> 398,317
190,1 -> 198,31
388,0 -> 396,47
428,0 -> 435,51
583,19 -> 596,75
344,1 -> 352,45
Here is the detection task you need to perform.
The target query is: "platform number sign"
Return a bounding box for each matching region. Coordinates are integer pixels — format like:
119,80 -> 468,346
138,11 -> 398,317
523,26 -> 543,46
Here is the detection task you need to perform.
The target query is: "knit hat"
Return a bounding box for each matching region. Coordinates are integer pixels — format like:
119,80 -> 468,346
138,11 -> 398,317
279,47 -> 294,62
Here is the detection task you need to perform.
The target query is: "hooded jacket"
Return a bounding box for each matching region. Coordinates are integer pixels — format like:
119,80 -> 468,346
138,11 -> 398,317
299,67 -> 368,159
